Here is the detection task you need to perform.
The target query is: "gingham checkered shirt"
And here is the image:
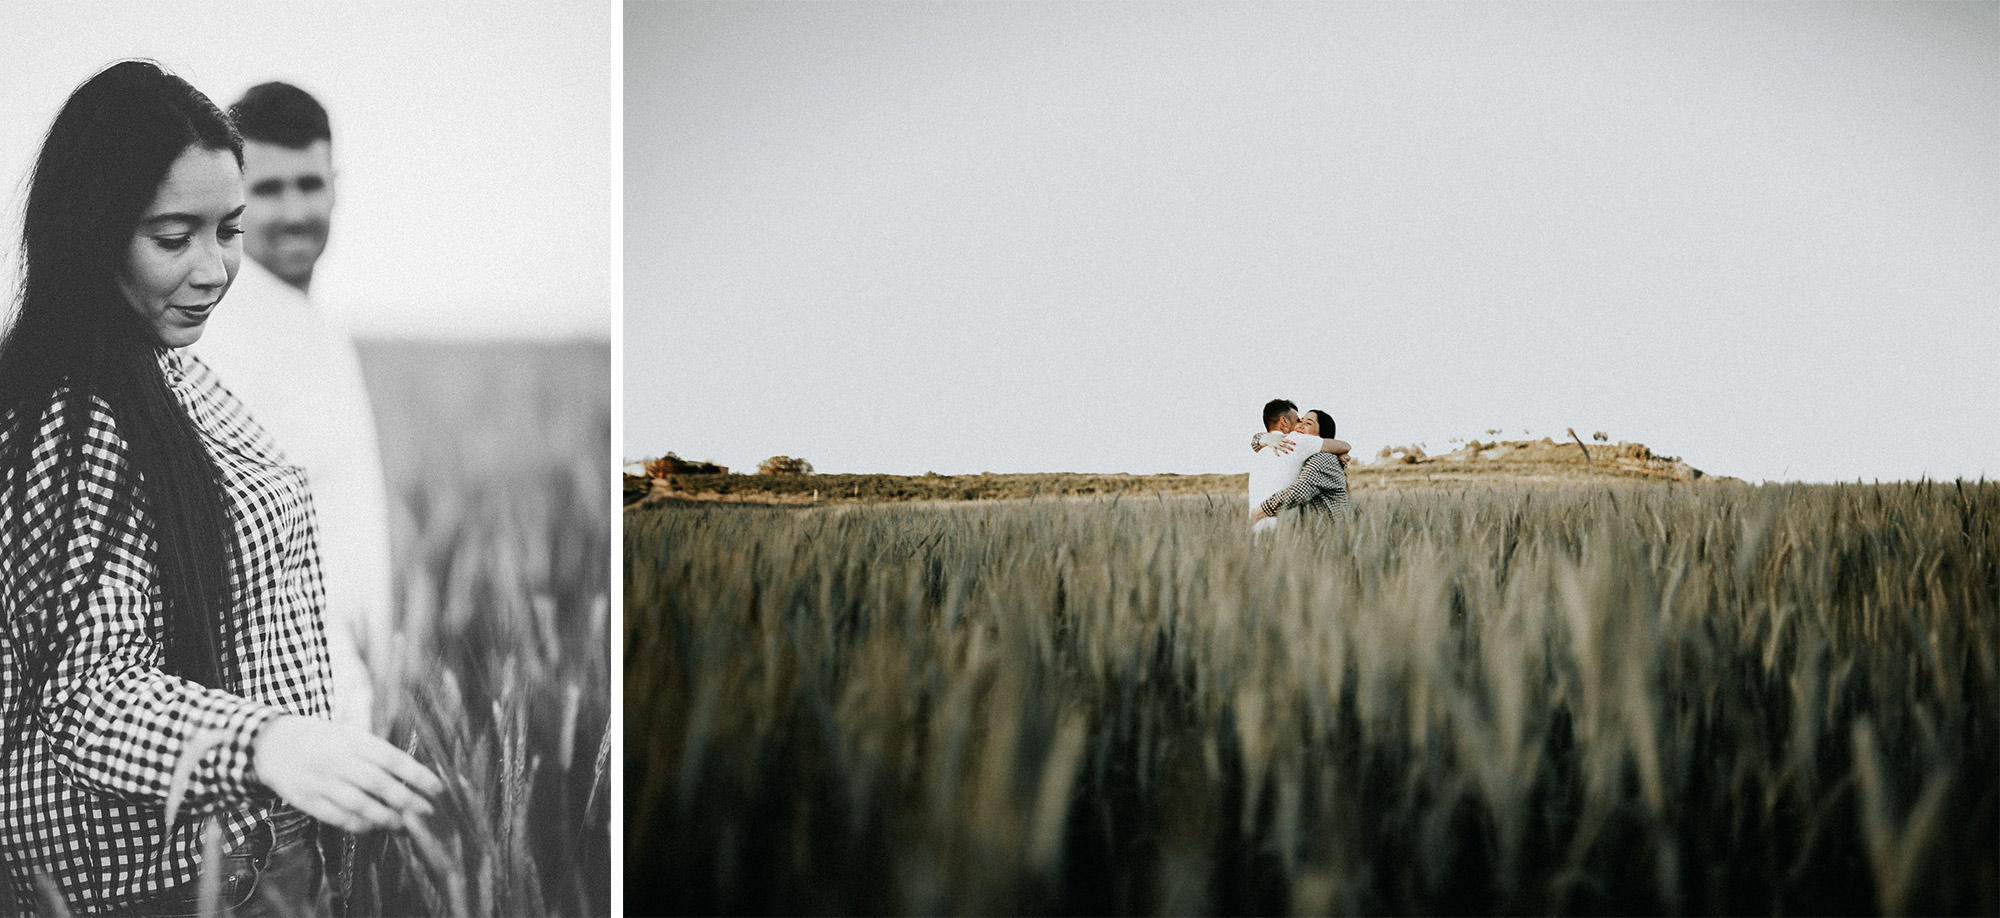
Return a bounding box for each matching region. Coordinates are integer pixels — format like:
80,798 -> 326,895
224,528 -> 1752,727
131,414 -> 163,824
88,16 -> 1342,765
0,349 -> 332,915
1256,448 -> 1349,520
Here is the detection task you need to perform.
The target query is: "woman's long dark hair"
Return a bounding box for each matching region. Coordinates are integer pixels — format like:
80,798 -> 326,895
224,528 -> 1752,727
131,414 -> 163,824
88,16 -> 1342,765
1307,410 -> 1336,440
0,61 -> 243,728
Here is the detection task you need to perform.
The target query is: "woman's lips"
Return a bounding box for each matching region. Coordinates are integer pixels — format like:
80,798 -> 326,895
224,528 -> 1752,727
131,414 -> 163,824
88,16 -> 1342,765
172,302 -> 217,321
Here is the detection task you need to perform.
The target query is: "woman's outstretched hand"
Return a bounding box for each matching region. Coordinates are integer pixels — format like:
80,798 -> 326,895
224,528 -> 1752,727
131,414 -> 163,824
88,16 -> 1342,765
252,714 -> 445,833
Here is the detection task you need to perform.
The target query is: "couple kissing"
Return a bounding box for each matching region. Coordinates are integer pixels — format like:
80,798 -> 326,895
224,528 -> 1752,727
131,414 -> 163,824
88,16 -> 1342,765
1248,398 -> 1350,534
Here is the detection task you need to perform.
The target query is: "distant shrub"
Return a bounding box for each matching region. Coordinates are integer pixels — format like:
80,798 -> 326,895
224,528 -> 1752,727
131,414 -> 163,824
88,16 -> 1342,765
758,456 -> 814,476
648,452 -> 727,477
1378,444 -> 1427,464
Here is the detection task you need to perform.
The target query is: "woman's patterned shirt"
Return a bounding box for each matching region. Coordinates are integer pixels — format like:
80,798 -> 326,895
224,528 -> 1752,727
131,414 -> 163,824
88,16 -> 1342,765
0,349 -> 332,915
1258,450 -> 1350,519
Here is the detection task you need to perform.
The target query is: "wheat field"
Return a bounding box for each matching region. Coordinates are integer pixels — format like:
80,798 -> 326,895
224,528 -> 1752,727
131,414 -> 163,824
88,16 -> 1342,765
356,340 -> 611,916
626,479 -> 1997,915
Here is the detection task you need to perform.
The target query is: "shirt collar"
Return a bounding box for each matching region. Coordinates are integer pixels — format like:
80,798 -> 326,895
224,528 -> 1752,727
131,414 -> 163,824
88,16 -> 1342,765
157,346 -> 189,388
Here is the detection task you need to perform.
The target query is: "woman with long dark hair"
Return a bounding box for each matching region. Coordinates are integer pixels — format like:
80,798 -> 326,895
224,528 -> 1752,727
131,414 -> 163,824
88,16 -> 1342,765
0,61 -> 440,916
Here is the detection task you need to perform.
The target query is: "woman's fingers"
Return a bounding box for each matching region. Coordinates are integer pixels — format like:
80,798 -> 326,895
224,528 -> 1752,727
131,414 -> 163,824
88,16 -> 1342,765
346,757 -> 435,819
311,758 -> 431,832
254,715 -> 446,832
321,781 -> 408,831
285,791 -> 364,832
288,784 -> 390,833
357,737 -> 446,801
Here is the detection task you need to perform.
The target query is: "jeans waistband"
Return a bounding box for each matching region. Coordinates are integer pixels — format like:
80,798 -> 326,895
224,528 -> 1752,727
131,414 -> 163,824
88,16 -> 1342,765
121,806 -> 320,916
240,804 -> 315,863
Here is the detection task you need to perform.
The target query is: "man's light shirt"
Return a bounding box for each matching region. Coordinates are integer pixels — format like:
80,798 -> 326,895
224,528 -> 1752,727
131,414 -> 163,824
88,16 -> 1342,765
1249,432 -> 1322,534
193,257 -> 392,729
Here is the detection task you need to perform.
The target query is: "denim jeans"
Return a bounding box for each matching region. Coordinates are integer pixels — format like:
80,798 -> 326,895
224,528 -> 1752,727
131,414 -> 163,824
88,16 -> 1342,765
123,808 -> 342,917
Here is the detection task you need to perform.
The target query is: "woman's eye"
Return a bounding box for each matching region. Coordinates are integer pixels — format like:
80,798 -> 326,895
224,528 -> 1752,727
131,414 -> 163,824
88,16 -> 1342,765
154,235 -> 191,251
220,226 -> 244,240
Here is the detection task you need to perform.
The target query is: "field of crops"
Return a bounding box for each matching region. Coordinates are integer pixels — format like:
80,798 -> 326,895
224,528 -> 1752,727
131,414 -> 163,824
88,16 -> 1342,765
356,340 -> 611,916
626,480 -> 1997,915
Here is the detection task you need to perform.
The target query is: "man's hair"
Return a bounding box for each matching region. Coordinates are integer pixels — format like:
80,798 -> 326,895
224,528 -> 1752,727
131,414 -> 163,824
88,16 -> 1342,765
1262,399 -> 1298,430
230,81 -> 330,148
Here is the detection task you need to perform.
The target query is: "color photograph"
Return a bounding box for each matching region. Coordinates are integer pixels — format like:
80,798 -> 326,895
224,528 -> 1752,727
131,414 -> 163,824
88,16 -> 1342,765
626,2 -> 1997,915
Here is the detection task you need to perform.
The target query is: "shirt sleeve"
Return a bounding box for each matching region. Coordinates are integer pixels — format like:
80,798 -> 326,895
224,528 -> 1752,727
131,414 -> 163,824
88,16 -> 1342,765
1260,452 -> 1344,517
21,397 -> 282,814
1252,432 -> 1321,454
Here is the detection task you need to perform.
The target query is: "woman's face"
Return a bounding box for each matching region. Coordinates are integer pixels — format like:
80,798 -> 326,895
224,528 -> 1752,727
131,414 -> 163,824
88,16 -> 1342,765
118,146 -> 243,348
1293,412 -> 1320,436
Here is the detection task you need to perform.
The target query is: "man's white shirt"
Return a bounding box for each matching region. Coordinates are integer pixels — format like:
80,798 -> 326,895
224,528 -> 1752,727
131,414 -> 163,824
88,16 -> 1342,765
193,257 -> 392,729
1249,432 -> 1322,534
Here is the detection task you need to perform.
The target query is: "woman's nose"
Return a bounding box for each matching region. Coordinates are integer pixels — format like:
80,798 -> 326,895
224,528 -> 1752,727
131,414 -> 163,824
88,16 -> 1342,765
188,238 -> 230,290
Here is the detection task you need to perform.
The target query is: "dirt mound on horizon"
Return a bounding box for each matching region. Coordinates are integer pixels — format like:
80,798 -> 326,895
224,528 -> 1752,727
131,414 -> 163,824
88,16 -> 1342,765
1356,436 -> 1728,487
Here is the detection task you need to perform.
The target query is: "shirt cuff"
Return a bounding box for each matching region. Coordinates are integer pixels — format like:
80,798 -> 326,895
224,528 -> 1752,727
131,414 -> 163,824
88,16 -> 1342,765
213,704 -> 286,802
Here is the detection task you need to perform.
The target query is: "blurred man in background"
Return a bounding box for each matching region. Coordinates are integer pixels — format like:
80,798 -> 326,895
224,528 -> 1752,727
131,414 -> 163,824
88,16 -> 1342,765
194,81 -> 391,730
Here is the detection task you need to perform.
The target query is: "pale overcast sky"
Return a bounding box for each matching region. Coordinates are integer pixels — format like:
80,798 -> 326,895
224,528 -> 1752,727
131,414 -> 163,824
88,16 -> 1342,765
640,2 -> 1998,484
1,0 -> 610,340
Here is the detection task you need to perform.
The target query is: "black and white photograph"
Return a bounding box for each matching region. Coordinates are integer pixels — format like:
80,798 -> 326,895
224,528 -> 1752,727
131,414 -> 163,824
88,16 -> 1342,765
625,2 -> 1996,915
0,2 -> 611,915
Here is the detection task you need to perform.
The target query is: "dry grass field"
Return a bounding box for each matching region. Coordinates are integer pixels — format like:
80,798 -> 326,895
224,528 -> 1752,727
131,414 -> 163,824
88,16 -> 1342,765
354,339 -> 611,916
625,477 -> 1996,915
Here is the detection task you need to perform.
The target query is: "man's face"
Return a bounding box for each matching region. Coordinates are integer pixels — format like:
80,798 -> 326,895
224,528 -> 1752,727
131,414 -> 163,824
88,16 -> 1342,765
242,138 -> 334,291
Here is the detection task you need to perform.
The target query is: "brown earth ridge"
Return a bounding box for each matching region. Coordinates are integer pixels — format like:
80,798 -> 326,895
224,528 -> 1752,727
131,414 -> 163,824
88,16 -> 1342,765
626,436 -> 1730,508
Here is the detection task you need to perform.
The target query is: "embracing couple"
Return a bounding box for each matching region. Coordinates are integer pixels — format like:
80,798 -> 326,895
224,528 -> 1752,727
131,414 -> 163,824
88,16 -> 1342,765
1247,398 -> 1352,534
